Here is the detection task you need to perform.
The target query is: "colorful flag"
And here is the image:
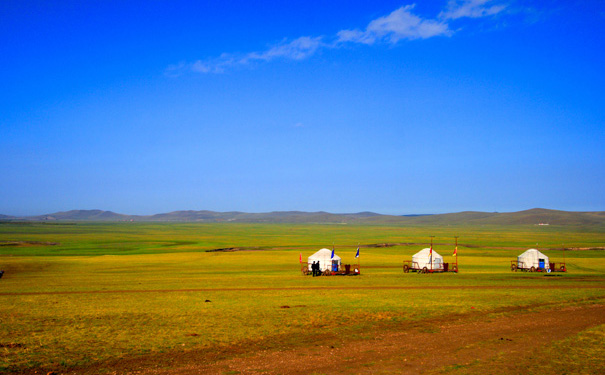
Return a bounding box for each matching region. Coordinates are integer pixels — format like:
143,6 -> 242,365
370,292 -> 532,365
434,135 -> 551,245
453,246 -> 457,256
299,252 -> 302,263
429,245 -> 433,264
355,246 -> 360,258
331,246 -> 335,259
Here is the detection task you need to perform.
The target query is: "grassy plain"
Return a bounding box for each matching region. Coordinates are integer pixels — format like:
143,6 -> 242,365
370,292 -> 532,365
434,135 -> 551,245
0,222 -> 603,373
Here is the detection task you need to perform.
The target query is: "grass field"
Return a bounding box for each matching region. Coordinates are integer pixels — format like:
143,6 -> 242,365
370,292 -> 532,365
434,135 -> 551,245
0,222 -> 603,374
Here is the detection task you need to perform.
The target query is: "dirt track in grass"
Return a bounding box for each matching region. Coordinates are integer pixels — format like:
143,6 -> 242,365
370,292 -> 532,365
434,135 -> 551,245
2,284 -> 604,296
55,302 -> 605,375
206,244 -> 605,252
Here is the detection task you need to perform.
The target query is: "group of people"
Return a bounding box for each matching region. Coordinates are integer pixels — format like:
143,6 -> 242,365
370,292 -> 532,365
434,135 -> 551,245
310,261 -> 322,277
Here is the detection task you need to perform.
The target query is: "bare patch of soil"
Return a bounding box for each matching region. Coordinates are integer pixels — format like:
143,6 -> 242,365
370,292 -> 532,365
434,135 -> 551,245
0,241 -> 60,247
1,284 -> 603,297
0,343 -> 25,348
50,303 -> 605,375
205,244 -> 605,253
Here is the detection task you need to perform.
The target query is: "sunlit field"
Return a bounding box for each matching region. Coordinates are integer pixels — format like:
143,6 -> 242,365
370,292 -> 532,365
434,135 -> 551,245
0,222 -> 603,373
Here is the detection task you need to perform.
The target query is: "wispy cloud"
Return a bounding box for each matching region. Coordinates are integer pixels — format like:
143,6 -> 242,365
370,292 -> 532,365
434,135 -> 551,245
171,2 -> 510,75
337,5 -> 451,44
245,36 -> 323,62
439,0 -> 507,20
179,36 -> 324,74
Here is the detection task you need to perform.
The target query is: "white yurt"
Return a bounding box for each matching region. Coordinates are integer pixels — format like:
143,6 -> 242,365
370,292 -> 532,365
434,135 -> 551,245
412,248 -> 444,270
308,248 -> 341,272
517,249 -> 549,269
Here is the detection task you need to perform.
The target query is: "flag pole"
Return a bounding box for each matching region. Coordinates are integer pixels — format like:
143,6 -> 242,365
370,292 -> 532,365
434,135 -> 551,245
357,242 -> 361,273
455,236 -> 459,272
430,236 -> 434,271
331,242 -> 335,273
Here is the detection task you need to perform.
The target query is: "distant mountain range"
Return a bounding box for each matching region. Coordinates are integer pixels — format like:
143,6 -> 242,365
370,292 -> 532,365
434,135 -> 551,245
0,210 -> 382,224
1,208 -> 604,226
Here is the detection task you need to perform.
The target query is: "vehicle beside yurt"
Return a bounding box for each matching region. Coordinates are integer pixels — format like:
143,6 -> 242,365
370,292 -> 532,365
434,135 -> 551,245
308,248 -> 341,273
510,248 -> 563,272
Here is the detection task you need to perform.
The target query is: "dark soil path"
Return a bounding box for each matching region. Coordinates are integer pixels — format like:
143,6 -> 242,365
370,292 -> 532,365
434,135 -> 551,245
58,303 -> 605,375
207,244 -> 605,252
2,284 -> 604,296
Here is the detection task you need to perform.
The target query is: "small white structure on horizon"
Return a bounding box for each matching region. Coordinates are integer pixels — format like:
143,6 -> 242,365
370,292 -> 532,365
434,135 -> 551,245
412,248 -> 443,270
517,249 -> 549,269
308,248 -> 341,272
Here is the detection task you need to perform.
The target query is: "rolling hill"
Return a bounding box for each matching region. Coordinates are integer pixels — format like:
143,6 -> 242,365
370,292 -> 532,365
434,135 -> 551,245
1,208 -> 604,226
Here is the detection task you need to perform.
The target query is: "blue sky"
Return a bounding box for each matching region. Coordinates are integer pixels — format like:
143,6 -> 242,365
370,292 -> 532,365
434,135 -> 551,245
1,0 -> 604,216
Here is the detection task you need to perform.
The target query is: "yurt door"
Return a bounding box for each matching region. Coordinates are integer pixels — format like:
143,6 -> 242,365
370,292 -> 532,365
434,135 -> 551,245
539,259 -> 545,269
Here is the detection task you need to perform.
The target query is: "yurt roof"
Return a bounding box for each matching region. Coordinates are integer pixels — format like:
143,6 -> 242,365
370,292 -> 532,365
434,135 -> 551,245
308,248 -> 341,260
413,248 -> 443,258
518,248 -> 548,258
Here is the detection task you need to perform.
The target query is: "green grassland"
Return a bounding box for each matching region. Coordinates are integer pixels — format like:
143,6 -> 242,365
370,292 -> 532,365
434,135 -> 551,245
0,222 -> 603,373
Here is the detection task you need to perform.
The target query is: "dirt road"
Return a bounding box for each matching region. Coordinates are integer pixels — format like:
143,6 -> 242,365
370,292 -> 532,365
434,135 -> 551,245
61,302 -> 604,375
2,284 -> 603,296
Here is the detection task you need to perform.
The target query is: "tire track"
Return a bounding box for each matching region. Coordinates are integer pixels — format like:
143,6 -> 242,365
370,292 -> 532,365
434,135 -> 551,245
1,284 -> 604,296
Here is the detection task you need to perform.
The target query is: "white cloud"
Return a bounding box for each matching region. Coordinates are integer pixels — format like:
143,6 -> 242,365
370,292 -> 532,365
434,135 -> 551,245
337,5 -> 451,44
175,2 -> 511,74
164,62 -> 187,77
190,53 -> 238,74
180,36 -> 323,74
439,0 -> 507,20
245,36 -> 323,62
